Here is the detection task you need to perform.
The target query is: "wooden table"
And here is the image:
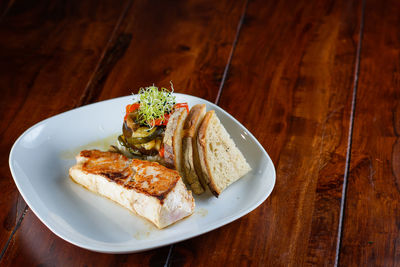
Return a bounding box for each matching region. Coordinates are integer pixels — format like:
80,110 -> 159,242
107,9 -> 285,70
0,0 -> 399,266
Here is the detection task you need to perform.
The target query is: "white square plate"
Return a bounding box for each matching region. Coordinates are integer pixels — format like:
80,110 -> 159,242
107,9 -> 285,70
9,94 -> 275,253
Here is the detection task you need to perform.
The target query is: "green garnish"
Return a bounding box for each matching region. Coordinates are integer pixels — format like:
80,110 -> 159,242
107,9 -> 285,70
135,83 -> 176,128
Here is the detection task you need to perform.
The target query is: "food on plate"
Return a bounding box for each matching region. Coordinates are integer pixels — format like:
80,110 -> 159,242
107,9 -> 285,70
117,85 -> 189,172
197,110 -> 251,197
66,84 -> 255,229
182,104 -> 207,194
69,149 -> 194,228
116,84 -> 251,197
162,106 -> 188,173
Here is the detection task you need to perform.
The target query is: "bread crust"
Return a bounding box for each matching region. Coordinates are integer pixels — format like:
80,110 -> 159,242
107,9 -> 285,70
197,110 -> 221,196
197,110 -> 251,197
173,109 -> 188,174
184,104 -> 205,137
163,143 -> 174,168
163,108 -> 188,174
182,104 -> 206,194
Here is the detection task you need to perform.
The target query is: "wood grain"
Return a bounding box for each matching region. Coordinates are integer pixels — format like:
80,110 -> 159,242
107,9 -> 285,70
91,0 -> 246,102
0,0 -> 127,256
170,0 -> 361,265
0,211 -> 171,266
0,0 -> 15,18
339,0 -> 400,265
1,0 -> 246,265
4,0 -> 398,265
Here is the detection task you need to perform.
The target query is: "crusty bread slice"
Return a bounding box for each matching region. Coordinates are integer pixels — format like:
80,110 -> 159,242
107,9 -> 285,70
197,110 -> 251,197
163,107 -> 188,175
182,104 -> 206,194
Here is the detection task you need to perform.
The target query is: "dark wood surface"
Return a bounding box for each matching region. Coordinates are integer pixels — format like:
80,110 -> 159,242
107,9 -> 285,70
0,0 -> 127,252
171,0 -> 360,266
339,0 -> 400,266
0,0 -> 398,266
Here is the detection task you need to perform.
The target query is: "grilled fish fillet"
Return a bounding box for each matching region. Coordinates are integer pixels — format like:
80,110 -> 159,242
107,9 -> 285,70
69,150 -> 195,229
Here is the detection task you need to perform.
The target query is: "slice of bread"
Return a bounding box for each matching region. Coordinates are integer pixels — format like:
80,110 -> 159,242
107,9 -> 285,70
163,107 -> 188,175
182,104 -> 207,194
197,110 -> 251,197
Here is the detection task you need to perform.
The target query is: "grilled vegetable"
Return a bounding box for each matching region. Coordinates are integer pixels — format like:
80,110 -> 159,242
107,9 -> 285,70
118,135 -> 141,156
125,126 -> 163,145
119,83 -> 189,158
174,103 -> 189,114
124,103 -> 140,121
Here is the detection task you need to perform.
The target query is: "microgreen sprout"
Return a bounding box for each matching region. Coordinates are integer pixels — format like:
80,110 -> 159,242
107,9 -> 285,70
134,83 -> 176,128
